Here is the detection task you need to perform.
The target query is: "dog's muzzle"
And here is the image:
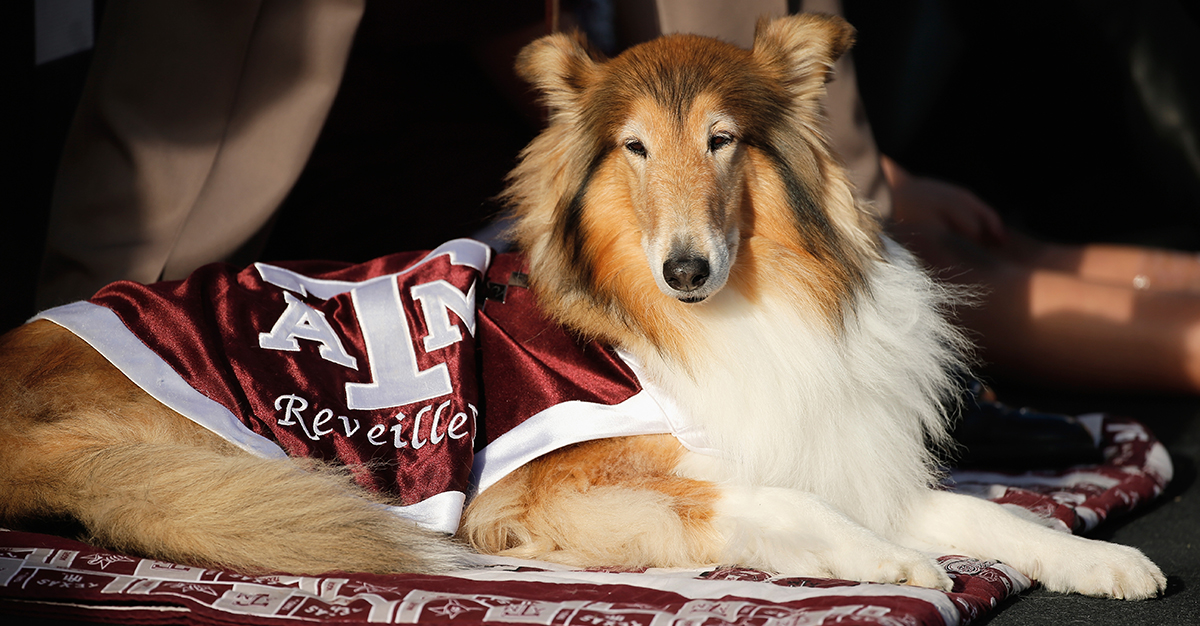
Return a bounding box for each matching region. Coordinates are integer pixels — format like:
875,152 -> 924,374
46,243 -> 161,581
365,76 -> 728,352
663,256 -> 711,303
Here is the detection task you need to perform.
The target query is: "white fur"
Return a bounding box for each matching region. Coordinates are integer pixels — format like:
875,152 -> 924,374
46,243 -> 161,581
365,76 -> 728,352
713,485 -> 952,589
645,242 -> 962,535
629,241 -> 1167,597
904,490 -> 1167,599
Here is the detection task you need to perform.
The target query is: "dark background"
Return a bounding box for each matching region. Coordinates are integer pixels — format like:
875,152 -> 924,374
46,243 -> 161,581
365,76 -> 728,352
11,1 -> 1200,330
10,1 -> 1200,624
848,1 -> 1200,250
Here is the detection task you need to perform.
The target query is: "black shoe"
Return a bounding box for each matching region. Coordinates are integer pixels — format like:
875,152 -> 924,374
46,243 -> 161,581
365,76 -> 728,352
950,380 -> 1104,470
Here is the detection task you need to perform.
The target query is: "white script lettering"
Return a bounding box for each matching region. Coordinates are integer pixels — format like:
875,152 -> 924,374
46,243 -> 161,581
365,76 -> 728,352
273,393 -> 476,451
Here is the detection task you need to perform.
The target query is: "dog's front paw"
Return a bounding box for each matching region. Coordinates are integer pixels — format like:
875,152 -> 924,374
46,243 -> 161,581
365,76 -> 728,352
715,486 -> 954,590
742,535 -> 952,590
1036,541 -> 1166,600
840,546 -> 953,591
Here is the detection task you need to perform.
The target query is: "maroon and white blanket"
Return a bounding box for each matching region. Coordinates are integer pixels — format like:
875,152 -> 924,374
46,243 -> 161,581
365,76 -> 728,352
0,414 -> 1171,625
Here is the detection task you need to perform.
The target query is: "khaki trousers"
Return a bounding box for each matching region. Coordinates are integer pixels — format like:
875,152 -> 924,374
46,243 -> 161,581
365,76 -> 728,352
38,0 -> 365,309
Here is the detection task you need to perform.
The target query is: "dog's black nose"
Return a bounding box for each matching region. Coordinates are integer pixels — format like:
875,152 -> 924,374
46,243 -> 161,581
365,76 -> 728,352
663,257 -> 710,292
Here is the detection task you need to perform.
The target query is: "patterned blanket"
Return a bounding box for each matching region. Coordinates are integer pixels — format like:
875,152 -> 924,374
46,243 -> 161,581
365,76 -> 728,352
0,414 -> 1171,626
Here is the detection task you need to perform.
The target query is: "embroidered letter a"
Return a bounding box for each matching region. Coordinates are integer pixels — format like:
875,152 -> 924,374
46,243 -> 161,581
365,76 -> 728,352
259,291 -> 359,369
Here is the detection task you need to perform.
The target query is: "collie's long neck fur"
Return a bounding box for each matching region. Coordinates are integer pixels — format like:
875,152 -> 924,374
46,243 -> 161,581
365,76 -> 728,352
505,15 -> 969,536
649,242 -> 966,535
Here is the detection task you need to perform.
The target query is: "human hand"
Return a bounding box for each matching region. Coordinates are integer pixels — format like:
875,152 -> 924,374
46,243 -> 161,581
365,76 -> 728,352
881,155 -> 1006,247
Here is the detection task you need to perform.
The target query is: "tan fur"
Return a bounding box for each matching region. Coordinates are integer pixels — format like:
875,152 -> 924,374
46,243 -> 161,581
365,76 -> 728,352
465,14 -> 877,568
503,15 -> 876,366
0,321 -> 466,575
460,435 -> 723,568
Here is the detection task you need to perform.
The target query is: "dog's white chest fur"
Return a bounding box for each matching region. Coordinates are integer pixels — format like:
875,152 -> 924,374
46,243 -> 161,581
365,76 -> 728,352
627,247 -> 964,537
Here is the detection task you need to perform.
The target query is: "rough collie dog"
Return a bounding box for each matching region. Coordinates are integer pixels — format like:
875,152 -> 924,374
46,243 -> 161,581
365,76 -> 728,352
0,15 -> 1165,599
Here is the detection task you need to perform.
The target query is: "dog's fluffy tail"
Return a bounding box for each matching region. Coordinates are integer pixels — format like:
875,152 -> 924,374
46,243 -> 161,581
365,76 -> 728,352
62,443 -> 470,575
0,320 -> 470,576
4,438 -> 470,575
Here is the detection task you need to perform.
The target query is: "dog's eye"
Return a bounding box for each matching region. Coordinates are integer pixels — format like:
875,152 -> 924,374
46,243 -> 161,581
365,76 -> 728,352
709,133 -> 734,152
624,139 -> 647,158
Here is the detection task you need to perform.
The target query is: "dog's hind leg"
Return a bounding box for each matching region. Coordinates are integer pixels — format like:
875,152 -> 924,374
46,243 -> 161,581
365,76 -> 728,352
460,435 -> 728,569
0,321 -> 468,575
462,435 -> 950,588
899,489 -> 1166,599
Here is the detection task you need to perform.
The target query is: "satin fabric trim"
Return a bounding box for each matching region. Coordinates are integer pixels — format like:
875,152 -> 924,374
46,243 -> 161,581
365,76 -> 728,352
35,302 -> 289,460
614,349 -> 720,457
386,491 -> 466,534
470,391 -> 679,494
33,301 -> 470,534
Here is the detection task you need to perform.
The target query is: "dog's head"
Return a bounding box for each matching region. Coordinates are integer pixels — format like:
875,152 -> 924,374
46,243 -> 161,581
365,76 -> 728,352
506,14 -> 874,350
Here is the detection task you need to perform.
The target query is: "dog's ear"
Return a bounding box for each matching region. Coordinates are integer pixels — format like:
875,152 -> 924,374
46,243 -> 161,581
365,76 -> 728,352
751,14 -> 855,95
515,31 -> 602,115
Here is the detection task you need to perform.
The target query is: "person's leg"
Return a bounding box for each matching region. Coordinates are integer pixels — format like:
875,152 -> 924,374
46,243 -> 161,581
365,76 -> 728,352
895,220 -> 1200,392
886,159 -> 1200,394
959,260 -> 1200,391
1011,237 -> 1200,293
158,0 -> 365,281
38,0 -> 364,309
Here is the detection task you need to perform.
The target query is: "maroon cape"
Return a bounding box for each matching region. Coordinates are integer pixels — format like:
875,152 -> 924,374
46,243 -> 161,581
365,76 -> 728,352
34,240 -> 673,532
